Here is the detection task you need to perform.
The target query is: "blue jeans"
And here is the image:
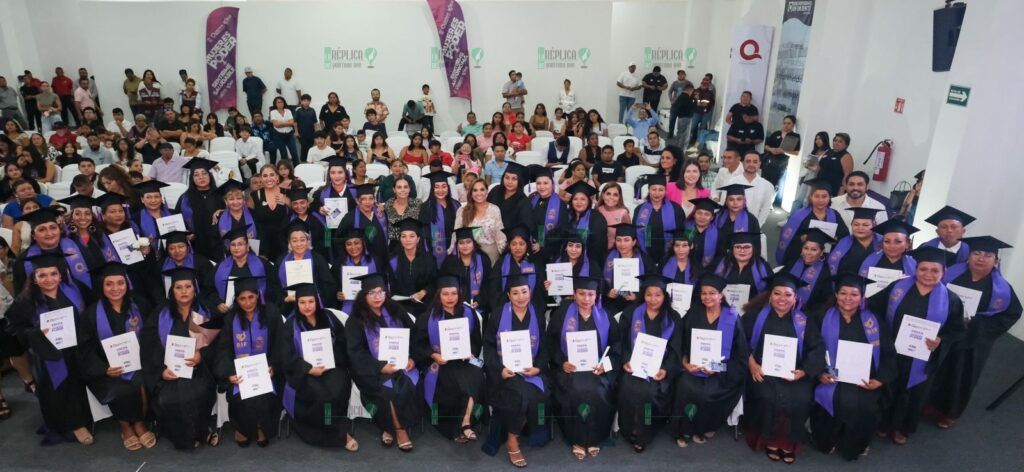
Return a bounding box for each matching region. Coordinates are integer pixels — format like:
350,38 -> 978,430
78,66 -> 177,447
618,96 -> 635,124
41,113 -> 62,133
270,130 -> 298,165
691,111 -> 712,144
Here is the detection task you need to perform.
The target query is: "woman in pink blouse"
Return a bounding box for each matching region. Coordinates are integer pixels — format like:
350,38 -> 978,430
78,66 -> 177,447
666,159 -> 711,217
596,182 -> 631,250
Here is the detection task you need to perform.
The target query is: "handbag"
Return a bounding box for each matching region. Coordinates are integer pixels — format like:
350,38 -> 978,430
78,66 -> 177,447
888,181 -> 912,211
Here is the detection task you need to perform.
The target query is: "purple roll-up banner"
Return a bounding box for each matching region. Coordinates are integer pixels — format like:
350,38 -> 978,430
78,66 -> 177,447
427,0 -> 472,101
205,6 -> 239,111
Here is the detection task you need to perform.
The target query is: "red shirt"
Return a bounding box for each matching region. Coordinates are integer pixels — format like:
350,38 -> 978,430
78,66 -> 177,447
49,131 -> 76,149
52,76 -> 74,96
508,133 -> 531,153
428,152 -> 453,167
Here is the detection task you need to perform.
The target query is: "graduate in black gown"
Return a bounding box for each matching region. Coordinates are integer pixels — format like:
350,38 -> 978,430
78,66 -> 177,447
333,227 -> 383,316
386,218 -> 438,317
176,157 -> 223,262
146,267 -> 220,450
616,273 -> 683,452
215,180 -> 259,260
338,184 -> 390,262
13,207 -> 96,296
602,223 -> 653,315
278,283 -> 358,451
858,219 -> 918,279
810,274 -> 897,461
782,228 -> 835,316
488,225 -> 547,316
713,183 -> 761,255
774,178 -> 848,267
712,231 -> 771,310
545,276 -> 620,460
412,274 -> 485,442
487,160 -> 533,232
566,181 -> 609,265
661,230 -> 700,285
212,228 -> 280,315
867,246 -> 965,445
311,156 -> 359,244
276,220 -> 338,313
6,253 -> 93,446
155,231 -> 218,307
672,274 -> 749,447
345,273 -> 420,452
59,195 -> 111,286
919,206 -> 974,267
440,227 -> 492,315
419,170 -> 460,268
131,180 -> 174,260
94,193 -> 158,297
482,274 -> 551,468
78,263 -> 157,451
742,273 -> 825,464
930,236 -> 1022,428
286,187 -> 330,261
633,174 -> 686,265
212,276 -> 284,448
686,197 -> 724,269
526,166 -> 569,262
827,208 -> 883,277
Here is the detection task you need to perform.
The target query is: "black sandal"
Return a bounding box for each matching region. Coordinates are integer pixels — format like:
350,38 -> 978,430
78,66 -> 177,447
0,396 -> 11,420
766,447 -> 781,461
206,429 -> 221,447
782,450 -> 796,464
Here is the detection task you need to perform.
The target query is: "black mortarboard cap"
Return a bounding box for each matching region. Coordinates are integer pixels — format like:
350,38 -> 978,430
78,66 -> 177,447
572,275 -> 603,292
924,205 -> 975,227
961,235 -> 1012,256
846,207 -> 882,221
872,219 -> 918,236
58,194 -> 96,210
610,222 -> 639,239
689,197 -> 722,214
133,180 -> 169,195
912,245 -> 949,265
183,157 -> 219,171
718,183 -> 752,196
565,181 -> 597,198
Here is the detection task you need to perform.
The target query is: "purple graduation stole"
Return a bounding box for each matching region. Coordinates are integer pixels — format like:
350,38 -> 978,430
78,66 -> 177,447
429,199 -> 459,268
775,207 -> 837,264
749,306 -> 807,359
789,259 -> 825,307
714,258 -> 768,293
25,239 -> 92,289
424,306 -> 477,406
137,206 -> 171,244
162,252 -> 196,272
214,254 -> 268,302
501,254 -> 536,294
178,192 -> 194,228
496,303 -> 544,391
923,238 -> 970,265
231,311 -> 269,396
531,193 -> 562,243
339,255 -> 377,315
95,299 -> 143,381
629,304 -> 675,381
157,303 -> 211,348
365,308 -> 419,388
692,307 -> 739,379
467,253 -> 484,300
814,308 -> 881,416
885,277 -> 949,388
661,258 -> 694,284
636,200 -> 677,252
217,207 -> 257,243
573,208 -> 593,241
354,207 -> 388,244
942,263 -> 1012,316
283,313 -> 337,417
560,303 -> 610,358
687,221 -> 719,267
714,208 -> 750,232
828,234 -> 881,274
32,284 -> 85,388
97,231 -> 121,263
603,250 -> 645,289
317,183 -> 356,205
858,251 -> 916,279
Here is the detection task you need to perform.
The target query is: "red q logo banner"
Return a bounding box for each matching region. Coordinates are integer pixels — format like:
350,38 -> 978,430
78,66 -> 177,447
739,39 -> 762,60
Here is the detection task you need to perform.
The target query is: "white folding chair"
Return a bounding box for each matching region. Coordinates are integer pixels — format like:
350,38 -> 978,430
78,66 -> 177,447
327,308 -> 349,326
444,136 -> 463,154
86,387 -> 113,426
366,163 -> 389,180
625,166 -> 656,187
160,182 -> 188,209
43,131 -> 56,141
95,163 -> 110,175
387,135 -> 410,152
535,130 -> 554,139
142,163 -> 152,176
531,137 -> 553,156
59,164 -> 81,183
76,136 -> 88,149
568,136 -> 583,159
46,181 -> 72,200
608,123 -> 628,137
209,136 -> 235,153
294,163 -> 326,183
439,131 -> 461,140
170,142 -> 181,155
405,165 -> 422,181
416,177 -> 430,198
0,227 -> 12,248
513,151 -> 545,167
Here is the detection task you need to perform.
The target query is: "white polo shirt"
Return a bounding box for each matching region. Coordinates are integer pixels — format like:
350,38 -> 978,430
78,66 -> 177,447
831,194 -> 889,228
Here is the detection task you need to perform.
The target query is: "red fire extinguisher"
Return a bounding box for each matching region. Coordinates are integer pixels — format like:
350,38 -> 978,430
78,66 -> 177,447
864,139 -> 893,182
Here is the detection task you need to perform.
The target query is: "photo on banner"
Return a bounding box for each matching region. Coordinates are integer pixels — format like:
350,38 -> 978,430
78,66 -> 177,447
718,24 -> 775,159
766,0 -> 816,133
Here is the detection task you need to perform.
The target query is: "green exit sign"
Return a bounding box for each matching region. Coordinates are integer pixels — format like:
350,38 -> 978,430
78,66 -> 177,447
947,84 -> 970,107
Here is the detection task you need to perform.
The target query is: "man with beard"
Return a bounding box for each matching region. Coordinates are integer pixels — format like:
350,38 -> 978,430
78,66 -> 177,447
830,171 -> 888,228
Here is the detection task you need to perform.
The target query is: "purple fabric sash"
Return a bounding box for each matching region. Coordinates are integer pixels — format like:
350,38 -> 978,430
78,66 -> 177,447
429,199 -> 459,267
573,208 -> 593,241
365,308 -> 419,388
828,234 -> 882,274
603,250 -> 645,290
628,304 -> 675,381
157,303 -> 210,348
923,238 -> 970,265
789,259 -> 825,307
96,300 -> 143,381
858,251 -> 916,279
714,258 -> 768,293
692,307 -> 739,379
814,308 -> 881,415
531,193 -> 562,245
496,303 -> 544,391
339,255 -> 377,314
715,208 -> 750,232
25,239 -> 92,289
97,231 -> 121,263
217,207 -> 257,243
137,206 -> 171,246
636,200 -> 677,252
283,312 -> 337,417
885,277 -> 949,388
560,303 -> 610,357
942,263 -> 1012,316
424,305 -> 477,406
467,253 -> 484,300
749,306 -> 807,359
662,257 -> 694,284
231,311 -> 269,395
501,254 -> 536,294
687,221 -> 719,267
162,252 -> 196,272
317,183 -> 357,206
33,285 -> 84,388
775,207 -> 837,264
215,254 -> 268,302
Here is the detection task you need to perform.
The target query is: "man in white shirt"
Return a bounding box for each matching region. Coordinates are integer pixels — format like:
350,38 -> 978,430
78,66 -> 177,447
148,142 -> 188,183
729,150 -> 775,228
306,131 -> 336,165
616,63 -> 641,124
830,171 -> 888,228
275,67 -> 302,108
501,70 -> 527,114
105,108 -> 132,138
178,69 -> 200,99
234,125 -> 262,180
641,131 -> 665,166
711,148 -> 744,203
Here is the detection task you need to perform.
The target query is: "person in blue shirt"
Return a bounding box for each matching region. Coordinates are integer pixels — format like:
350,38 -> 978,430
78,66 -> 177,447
624,102 -> 660,146
241,67 -> 266,117
293,94 -> 318,160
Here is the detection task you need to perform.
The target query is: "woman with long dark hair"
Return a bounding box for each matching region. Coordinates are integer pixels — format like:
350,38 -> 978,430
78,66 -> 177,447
712,232 -> 771,308
418,171 -> 459,267
565,181 -> 608,264
276,220 -> 336,312
177,157 -> 223,261
131,180 -> 172,259
319,91 -> 348,131
440,227 -> 492,311
775,178 -> 849,267
487,161 -> 531,232
526,167 -> 568,262
248,164 -> 291,262
386,219 -> 437,316
333,228 -> 380,315
455,179 -> 506,264
633,174 -> 686,264
782,229 -> 835,314
662,231 -> 699,286
311,157 -> 358,231
489,225 -> 545,316
59,195 -> 110,279
602,223 -> 653,314
714,184 -> 761,255
667,158 -> 711,216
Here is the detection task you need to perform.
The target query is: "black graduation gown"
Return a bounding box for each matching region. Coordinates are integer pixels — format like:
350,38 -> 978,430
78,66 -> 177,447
715,209 -> 762,255
742,309 -> 825,444
632,201 -> 686,265
7,292 -> 91,434
672,306 -> 750,438
834,237 -> 876,276
616,306 -> 683,446
310,184 -> 358,218
411,308 -> 485,439
602,251 -> 654,315
482,306 -> 551,439
528,193 -> 570,262
783,259 -> 834,316
777,211 -> 849,267
276,251 -> 338,312
143,303 -> 218,450
418,197 -> 459,267
295,214 -> 331,261
487,186 -> 532,234
440,252 -> 493,312
212,257 -> 282,309
930,273 -> 1022,418
570,209 -> 609,265
689,224 -> 719,270
867,284 -> 966,434
77,296 -> 153,422
278,310 -> 353,447
66,232 -> 107,284
339,208 -> 389,262
157,253 -> 219,306
13,245 -> 96,301
809,309 -> 898,461
713,257 -> 771,310
212,306 -> 284,441
178,189 -> 223,261
345,307 -> 421,434
486,253 -> 548,316
546,302 -> 621,447
386,251 -> 438,317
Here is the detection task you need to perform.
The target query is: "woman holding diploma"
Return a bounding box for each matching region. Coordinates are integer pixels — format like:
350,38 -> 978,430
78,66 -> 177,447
78,263 -> 157,450
213,276 -> 284,448
156,231 -> 218,307
59,195 -> 110,279
616,273 -> 682,453
13,208 -> 95,295
550,230 -> 600,279
809,273 -> 896,461
782,228 -> 835,315
827,208 -> 882,281
632,174 -> 685,265
146,267 -> 220,450
672,273 -> 749,447
278,282 -> 358,450
774,178 -> 848,267
7,253 -> 92,445
713,184 -> 761,254
335,228 -> 381,315
489,225 -> 545,316
130,180 -> 172,259
482,274 -> 551,468
346,273 -> 420,452
176,157 -> 223,261
412,273 -> 485,442
858,219 -> 918,280
311,157 -> 358,232
214,180 -> 259,255
418,170 -> 459,268
742,273 -> 825,464
440,227 -> 492,312
338,184 -> 390,262
565,182 -> 608,265
286,187 -> 330,260
686,197 -> 723,269
546,275 -> 620,460
213,228 -> 279,314
275,220 -> 337,311
867,246 -> 964,445
712,232 -> 770,309
527,166 -> 569,263
662,230 -> 699,285
95,193 -> 157,296
386,218 -> 437,316
602,223 -> 652,315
